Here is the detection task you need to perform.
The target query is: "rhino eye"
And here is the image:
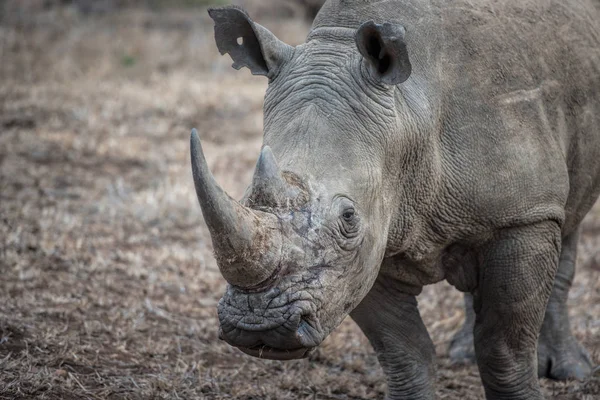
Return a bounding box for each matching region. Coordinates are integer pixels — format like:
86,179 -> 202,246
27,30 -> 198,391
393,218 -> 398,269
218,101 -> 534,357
342,208 -> 356,221
338,206 -> 360,241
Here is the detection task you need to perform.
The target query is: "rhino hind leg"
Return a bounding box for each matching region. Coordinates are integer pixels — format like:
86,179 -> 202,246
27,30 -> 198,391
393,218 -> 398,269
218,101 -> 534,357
449,293 -> 476,365
537,227 -> 593,380
351,277 -> 436,400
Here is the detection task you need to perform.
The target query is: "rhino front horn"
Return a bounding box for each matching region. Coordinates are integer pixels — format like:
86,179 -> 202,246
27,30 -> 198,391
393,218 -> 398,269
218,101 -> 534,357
190,129 -> 282,288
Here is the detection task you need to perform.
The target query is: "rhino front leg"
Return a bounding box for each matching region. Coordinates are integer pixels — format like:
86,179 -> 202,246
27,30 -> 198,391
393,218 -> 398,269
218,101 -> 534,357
451,227 -> 594,380
537,227 -> 593,380
351,277 -> 435,400
474,221 -> 560,400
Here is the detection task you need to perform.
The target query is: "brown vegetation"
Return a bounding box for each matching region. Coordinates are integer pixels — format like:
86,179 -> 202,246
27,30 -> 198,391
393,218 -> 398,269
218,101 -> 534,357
0,2 -> 598,399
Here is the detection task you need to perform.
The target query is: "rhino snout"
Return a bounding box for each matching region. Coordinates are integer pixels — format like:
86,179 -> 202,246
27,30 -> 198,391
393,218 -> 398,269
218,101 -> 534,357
217,285 -> 323,360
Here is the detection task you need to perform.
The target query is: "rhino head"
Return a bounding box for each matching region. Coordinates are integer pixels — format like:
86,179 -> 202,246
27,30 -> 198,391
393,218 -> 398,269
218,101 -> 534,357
192,6 -> 414,360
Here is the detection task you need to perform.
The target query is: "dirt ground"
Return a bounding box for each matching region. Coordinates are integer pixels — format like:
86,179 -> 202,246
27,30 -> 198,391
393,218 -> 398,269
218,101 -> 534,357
0,2 -> 598,399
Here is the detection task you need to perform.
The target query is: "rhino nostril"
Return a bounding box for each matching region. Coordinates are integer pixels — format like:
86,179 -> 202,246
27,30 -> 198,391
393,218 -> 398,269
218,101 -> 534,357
297,316 -> 312,338
296,314 -> 321,348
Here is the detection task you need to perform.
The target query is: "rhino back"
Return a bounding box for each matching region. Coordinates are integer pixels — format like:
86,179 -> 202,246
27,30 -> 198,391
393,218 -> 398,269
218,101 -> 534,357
315,0 -> 600,235
437,0 -> 600,233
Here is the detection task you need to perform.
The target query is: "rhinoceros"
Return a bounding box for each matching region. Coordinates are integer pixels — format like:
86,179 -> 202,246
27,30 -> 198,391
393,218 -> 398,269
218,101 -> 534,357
191,1 -> 600,398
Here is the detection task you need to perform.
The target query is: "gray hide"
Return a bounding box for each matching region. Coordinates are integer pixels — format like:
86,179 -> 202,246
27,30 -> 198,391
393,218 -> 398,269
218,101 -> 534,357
192,1 -> 600,399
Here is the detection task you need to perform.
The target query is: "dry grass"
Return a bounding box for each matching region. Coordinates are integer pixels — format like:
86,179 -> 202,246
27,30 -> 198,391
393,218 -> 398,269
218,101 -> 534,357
0,2 -> 598,399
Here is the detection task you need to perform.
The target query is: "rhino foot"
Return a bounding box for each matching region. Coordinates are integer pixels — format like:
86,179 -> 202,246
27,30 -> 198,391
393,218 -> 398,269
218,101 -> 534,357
449,318 -> 595,380
535,227 -> 595,381
537,335 -> 593,381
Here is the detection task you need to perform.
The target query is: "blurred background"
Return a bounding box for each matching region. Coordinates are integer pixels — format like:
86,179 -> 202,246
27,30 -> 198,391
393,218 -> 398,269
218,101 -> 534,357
0,0 -> 598,398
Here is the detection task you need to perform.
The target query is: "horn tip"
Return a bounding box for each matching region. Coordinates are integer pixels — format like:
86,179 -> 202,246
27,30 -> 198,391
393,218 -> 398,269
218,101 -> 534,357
259,146 -> 276,165
190,128 -> 207,180
257,146 -> 279,177
190,128 -> 202,153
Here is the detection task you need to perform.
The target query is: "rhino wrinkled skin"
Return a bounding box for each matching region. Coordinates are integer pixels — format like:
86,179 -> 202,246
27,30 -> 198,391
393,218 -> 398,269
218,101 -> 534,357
190,1 -> 600,398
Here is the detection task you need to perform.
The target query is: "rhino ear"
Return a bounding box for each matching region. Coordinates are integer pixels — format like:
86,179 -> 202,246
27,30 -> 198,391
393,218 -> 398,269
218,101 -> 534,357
208,6 -> 293,77
355,21 -> 412,85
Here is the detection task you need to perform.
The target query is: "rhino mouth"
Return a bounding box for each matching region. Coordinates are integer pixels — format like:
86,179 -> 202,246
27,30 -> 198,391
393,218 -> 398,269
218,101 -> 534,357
236,345 -> 314,360
217,311 -> 323,360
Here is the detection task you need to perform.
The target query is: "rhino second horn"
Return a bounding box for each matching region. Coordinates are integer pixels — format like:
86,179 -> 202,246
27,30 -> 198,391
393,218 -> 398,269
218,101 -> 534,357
250,146 -> 299,208
190,129 -> 282,288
